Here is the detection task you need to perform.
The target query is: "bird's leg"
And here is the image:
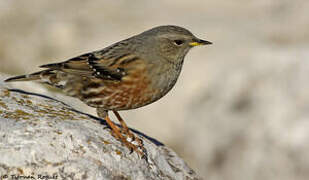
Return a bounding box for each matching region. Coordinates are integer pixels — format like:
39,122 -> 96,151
113,111 -> 147,160
112,111 -> 133,138
97,109 -> 121,140
97,108 -> 146,159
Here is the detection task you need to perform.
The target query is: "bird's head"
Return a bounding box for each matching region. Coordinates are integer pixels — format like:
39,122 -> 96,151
139,25 -> 212,64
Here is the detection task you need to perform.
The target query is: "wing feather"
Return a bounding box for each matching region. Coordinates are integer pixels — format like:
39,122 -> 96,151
39,46 -> 140,81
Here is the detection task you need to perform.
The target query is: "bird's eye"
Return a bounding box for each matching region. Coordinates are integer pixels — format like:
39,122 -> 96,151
173,40 -> 184,46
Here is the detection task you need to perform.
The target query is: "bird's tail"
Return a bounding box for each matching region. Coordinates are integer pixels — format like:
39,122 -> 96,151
5,70 -> 54,82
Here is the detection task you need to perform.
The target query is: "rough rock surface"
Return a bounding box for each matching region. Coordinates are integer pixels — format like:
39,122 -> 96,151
0,81 -> 201,180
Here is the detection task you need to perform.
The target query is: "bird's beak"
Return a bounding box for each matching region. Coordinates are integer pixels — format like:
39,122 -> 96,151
189,39 -> 212,46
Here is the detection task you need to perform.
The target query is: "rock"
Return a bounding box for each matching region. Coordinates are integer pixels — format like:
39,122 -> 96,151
0,80 -> 201,180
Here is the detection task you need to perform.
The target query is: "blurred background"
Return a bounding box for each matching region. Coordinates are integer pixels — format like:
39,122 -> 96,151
1,0 -> 309,179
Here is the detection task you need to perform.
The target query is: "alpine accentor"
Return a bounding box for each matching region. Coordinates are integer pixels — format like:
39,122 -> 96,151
5,25 -> 212,160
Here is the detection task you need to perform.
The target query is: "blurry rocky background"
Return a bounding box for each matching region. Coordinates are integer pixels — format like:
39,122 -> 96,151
1,1 -> 309,179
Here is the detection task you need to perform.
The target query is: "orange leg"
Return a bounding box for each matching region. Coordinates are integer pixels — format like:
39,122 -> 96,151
97,108 -> 147,160
113,111 -> 147,160
113,111 -> 133,138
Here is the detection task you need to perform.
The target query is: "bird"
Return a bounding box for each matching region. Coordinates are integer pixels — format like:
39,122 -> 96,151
5,25 -> 212,160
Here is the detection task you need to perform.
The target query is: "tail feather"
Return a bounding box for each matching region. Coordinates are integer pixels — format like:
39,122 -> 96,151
5,70 -> 52,82
5,70 -> 68,90
5,71 -> 42,82
39,62 -> 63,69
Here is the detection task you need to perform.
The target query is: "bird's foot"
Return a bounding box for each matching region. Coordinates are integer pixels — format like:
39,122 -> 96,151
112,111 -> 148,161
97,109 -> 148,161
109,128 -> 148,161
124,131 -> 148,161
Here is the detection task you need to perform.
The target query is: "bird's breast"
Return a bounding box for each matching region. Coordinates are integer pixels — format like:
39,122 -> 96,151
148,61 -> 183,100
82,63 -> 159,110
82,60 -> 182,110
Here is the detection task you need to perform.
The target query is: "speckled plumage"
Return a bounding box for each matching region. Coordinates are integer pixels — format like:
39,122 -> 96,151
5,25 -> 212,160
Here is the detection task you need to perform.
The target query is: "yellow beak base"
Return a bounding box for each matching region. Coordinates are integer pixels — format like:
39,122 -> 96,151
189,39 -> 212,47
189,42 -> 203,46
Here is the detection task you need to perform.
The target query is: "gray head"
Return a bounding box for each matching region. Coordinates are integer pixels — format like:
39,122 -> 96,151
135,25 -> 212,64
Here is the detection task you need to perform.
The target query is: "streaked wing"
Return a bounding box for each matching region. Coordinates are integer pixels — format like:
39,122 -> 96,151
39,46 -> 141,81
